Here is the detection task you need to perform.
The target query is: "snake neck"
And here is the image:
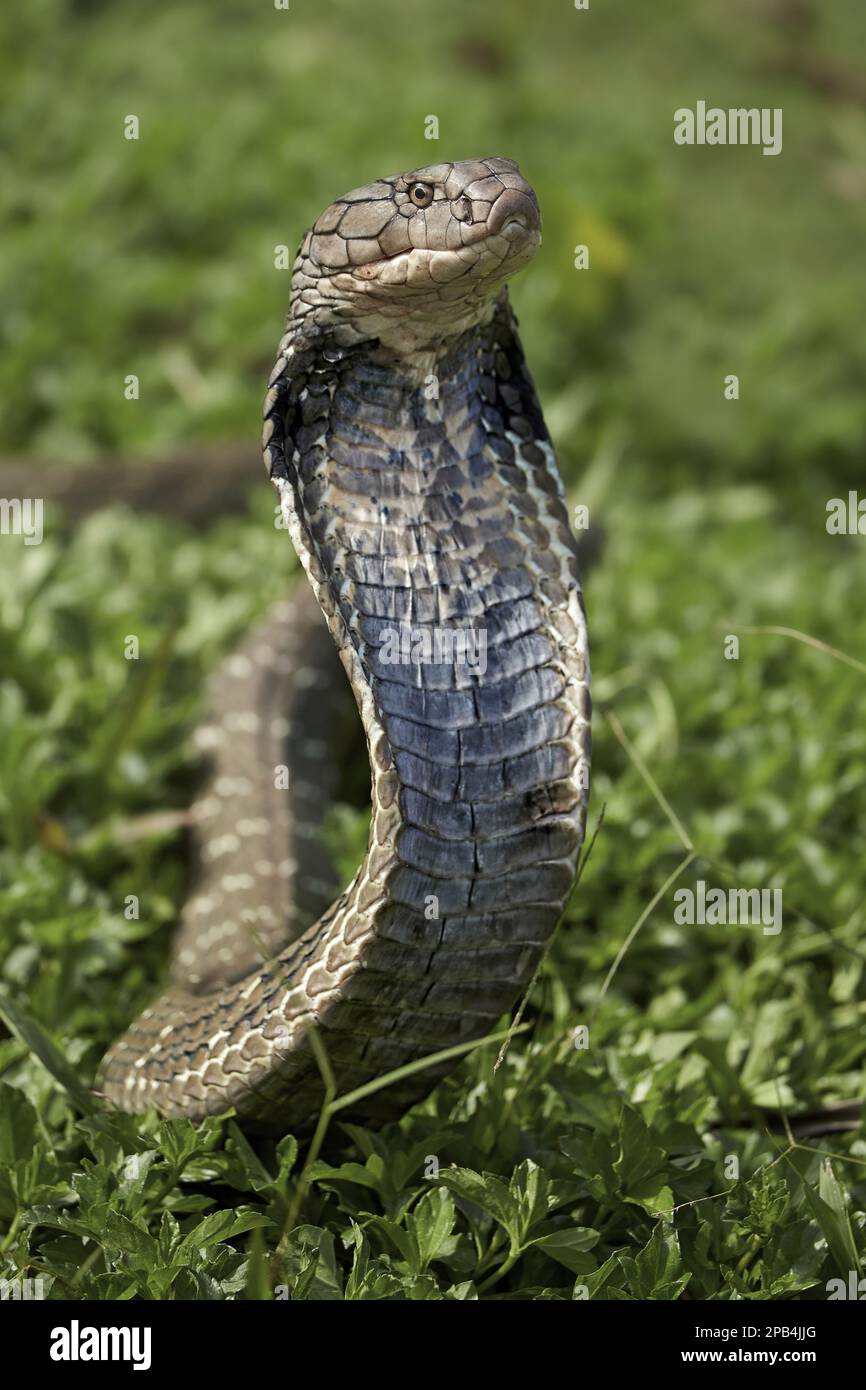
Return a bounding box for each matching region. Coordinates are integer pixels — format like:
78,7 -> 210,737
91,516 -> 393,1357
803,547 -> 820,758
266,291 -> 589,964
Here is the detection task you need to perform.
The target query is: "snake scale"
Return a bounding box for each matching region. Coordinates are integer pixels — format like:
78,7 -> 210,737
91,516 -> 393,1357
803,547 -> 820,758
99,157 -> 591,1134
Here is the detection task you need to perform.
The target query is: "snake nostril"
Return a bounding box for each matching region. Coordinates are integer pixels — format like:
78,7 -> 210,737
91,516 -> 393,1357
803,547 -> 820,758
488,187 -> 540,237
453,197 -> 473,225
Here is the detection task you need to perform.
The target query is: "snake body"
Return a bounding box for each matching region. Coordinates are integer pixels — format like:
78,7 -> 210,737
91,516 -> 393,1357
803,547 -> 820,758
100,158 -> 591,1132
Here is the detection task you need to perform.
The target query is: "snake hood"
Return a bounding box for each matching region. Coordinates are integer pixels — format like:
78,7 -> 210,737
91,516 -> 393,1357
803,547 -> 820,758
289,157 -> 542,356
100,157 -> 590,1132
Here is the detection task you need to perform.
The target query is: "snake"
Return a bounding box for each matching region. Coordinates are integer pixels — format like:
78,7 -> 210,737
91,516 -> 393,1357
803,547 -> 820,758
98,157 -> 591,1134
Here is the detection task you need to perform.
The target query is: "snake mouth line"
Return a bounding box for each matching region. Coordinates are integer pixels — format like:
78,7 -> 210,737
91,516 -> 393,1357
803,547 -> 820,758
352,229 -> 541,295
501,218 -> 540,240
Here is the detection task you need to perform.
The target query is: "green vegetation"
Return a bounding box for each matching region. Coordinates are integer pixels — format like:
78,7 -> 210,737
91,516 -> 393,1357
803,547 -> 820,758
1,0 -> 864,1299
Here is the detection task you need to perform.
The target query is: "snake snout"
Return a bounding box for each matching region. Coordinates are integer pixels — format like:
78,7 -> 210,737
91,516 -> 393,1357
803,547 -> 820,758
487,184 -> 541,238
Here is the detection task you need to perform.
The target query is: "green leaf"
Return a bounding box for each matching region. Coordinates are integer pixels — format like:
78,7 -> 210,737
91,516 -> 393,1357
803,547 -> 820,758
175,1207 -> 273,1262
0,988 -> 94,1114
0,1082 -> 38,1163
278,1225 -> 343,1301
798,1161 -> 861,1279
411,1188 -> 458,1270
530,1226 -> 600,1274
618,1222 -> 690,1300
243,1225 -> 273,1301
613,1105 -> 671,1209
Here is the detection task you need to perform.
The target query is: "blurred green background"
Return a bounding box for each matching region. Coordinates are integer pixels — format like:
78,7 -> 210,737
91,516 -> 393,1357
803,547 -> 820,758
2,0 -> 865,499
1,0 -> 865,1300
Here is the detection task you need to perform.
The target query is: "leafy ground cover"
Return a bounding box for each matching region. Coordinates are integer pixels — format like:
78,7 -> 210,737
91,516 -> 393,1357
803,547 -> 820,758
1,481 -> 864,1299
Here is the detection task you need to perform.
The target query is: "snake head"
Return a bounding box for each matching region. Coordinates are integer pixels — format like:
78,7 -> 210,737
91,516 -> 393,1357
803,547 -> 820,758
291,157 -> 542,355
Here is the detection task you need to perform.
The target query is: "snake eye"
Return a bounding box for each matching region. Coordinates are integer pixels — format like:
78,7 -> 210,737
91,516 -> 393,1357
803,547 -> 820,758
408,182 -> 434,208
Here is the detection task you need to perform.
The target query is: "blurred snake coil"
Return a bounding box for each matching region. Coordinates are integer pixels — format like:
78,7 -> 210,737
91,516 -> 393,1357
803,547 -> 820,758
99,157 -> 592,1133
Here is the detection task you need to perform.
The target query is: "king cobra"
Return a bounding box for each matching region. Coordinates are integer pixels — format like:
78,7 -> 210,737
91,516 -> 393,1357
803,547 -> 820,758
99,157 -> 591,1133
